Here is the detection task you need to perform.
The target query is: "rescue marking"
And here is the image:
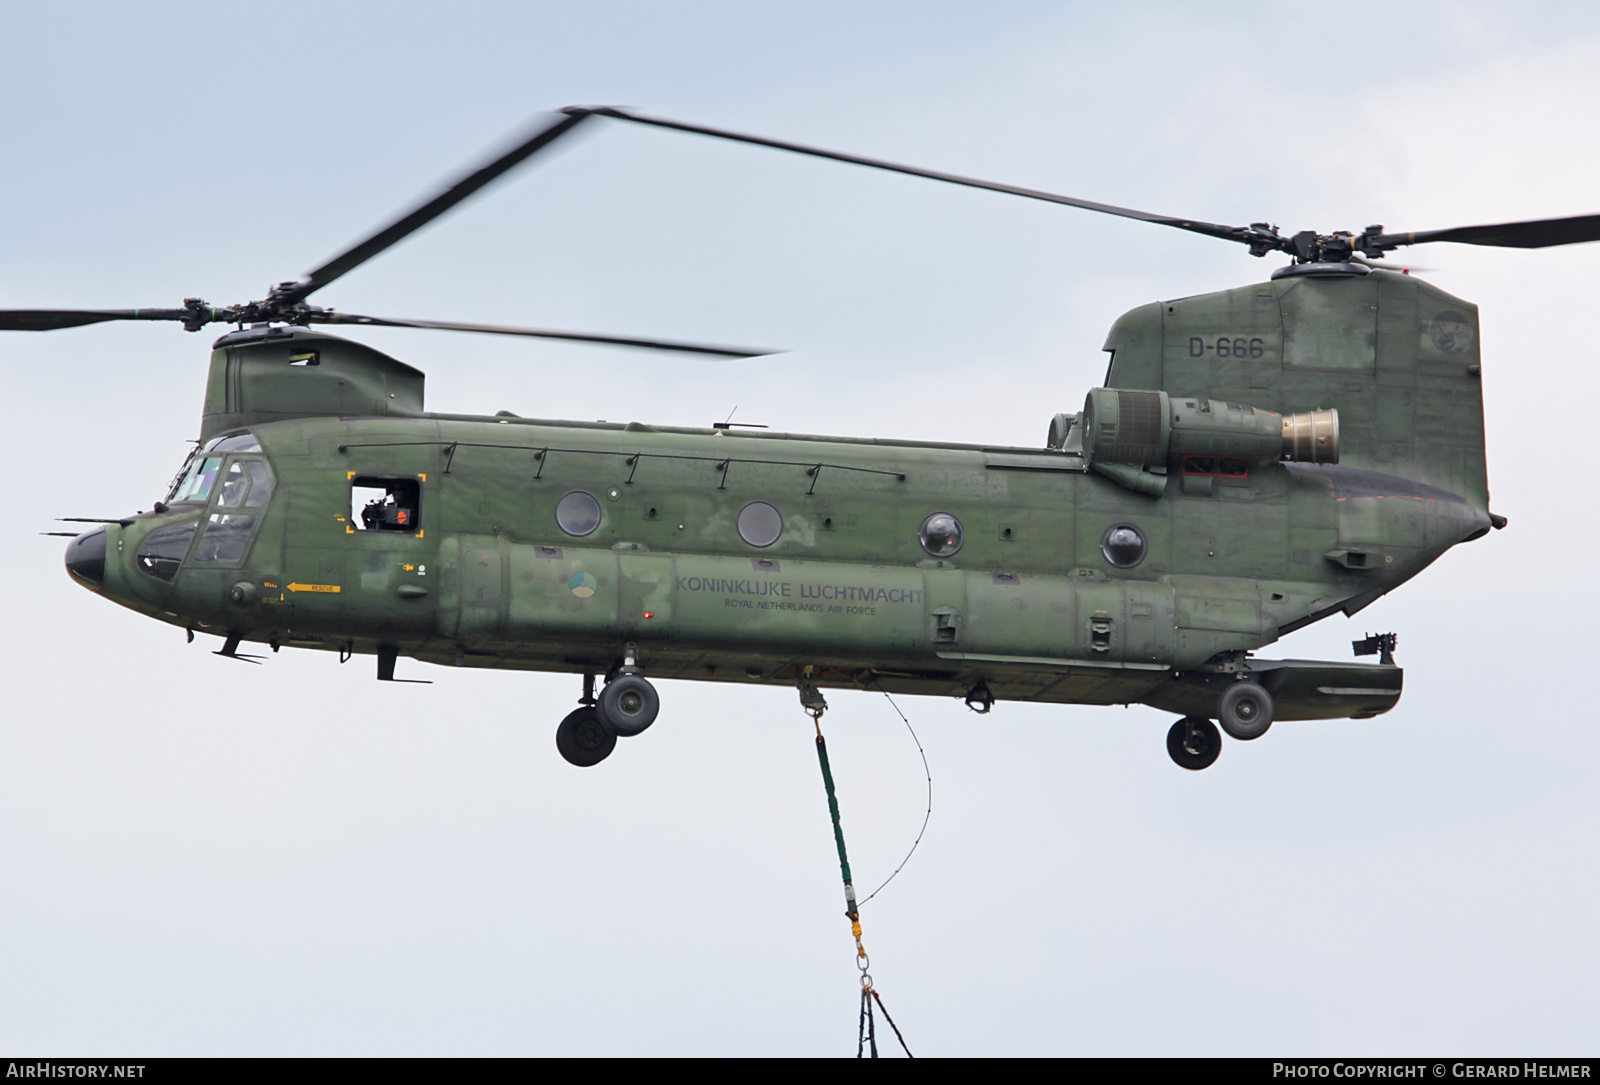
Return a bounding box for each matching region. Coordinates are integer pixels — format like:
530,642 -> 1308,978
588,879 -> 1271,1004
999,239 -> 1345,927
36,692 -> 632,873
286,582 -> 341,594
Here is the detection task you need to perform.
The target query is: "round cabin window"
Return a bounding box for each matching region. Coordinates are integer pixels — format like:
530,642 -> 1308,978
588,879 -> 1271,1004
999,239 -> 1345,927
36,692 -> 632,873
919,512 -> 964,557
1101,523 -> 1147,568
737,501 -> 784,548
556,490 -> 603,537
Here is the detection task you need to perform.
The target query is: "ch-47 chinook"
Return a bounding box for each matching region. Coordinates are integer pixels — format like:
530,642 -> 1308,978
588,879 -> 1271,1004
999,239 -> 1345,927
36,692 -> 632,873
15,107 -> 1600,770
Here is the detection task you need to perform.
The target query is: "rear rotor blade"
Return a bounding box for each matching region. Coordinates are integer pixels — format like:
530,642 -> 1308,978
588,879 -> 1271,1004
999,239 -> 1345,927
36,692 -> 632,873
284,111 -> 599,304
1373,213 -> 1600,251
575,106 -> 1278,252
0,308 -> 197,331
309,311 -> 778,358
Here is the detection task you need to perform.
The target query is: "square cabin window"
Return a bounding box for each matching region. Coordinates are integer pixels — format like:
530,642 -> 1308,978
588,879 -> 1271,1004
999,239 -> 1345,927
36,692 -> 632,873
351,476 -> 421,532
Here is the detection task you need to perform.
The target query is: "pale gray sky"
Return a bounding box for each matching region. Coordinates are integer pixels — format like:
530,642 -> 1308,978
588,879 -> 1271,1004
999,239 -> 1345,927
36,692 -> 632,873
4,1 -> 1599,1055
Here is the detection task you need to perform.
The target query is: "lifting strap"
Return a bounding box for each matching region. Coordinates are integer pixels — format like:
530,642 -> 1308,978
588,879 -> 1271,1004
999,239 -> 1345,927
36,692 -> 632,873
806,690 -> 913,1058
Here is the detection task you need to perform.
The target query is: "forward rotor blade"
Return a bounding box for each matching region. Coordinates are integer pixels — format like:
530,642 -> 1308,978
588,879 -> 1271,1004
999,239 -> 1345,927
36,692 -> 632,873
1373,213 -> 1600,251
309,311 -> 778,357
574,106 -> 1273,251
285,111 -> 599,304
0,308 -> 195,331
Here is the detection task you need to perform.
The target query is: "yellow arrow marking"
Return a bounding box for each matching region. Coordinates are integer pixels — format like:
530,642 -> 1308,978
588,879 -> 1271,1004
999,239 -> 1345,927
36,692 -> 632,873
286,582 -> 341,594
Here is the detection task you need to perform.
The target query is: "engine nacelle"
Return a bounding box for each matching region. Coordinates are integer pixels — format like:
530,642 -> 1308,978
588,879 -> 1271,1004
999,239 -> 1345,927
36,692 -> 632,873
1080,388 -> 1338,468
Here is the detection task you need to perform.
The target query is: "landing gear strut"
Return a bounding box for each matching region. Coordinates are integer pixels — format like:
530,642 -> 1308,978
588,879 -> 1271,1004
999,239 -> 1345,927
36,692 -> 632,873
555,705 -> 615,768
1166,716 -> 1221,771
598,674 -> 659,736
1217,681 -> 1273,741
555,648 -> 661,767
598,642 -> 659,737
1165,679 -> 1277,769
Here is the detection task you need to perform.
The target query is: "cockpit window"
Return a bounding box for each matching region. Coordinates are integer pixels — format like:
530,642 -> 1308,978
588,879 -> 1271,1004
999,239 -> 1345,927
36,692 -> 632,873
242,461 -> 272,508
136,521 -> 199,581
217,462 -> 251,508
191,514 -> 257,564
204,431 -> 262,453
169,455 -> 222,504
179,455 -> 273,512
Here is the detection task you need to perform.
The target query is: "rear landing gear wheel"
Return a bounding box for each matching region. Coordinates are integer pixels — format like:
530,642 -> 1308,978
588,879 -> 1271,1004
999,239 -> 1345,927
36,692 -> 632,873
1167,716 -> 1221,771
1218,681 -> 1273,741
598,674 -> 659,737
556,706 -> 616,767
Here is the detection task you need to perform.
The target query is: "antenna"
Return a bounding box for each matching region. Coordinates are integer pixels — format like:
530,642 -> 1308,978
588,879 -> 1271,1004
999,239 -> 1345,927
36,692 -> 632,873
712,405 -> 769,431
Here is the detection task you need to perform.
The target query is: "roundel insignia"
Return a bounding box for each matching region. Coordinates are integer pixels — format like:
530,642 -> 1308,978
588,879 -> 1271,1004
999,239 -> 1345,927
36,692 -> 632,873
568,571 -> 597,599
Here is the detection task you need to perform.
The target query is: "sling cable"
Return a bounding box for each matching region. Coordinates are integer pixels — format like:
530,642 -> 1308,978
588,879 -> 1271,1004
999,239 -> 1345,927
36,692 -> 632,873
798,673 -> 913,1058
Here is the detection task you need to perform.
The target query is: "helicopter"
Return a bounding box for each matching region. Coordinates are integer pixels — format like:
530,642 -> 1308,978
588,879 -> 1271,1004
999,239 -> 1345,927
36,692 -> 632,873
14,106 -> 1600,771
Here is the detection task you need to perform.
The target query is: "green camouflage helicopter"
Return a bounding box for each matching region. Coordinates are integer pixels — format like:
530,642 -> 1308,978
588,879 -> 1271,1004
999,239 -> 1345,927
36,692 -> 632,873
15,107 -> 1599,770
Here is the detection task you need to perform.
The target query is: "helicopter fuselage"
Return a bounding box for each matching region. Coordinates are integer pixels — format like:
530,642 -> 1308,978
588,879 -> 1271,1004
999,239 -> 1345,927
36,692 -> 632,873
67,289 -> 1489,727
19,104 -> 1567,770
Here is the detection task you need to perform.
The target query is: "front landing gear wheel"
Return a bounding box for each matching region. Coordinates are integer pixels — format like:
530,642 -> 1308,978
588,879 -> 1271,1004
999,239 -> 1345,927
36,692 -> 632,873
1218,681 -> 1274,740
598,674 -> 659,737
556,706 -> 616,767
1167,716 -> 1221,771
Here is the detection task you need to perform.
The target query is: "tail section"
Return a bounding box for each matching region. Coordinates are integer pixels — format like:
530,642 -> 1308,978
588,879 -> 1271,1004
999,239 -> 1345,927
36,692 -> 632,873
1100,266 -> 1489,512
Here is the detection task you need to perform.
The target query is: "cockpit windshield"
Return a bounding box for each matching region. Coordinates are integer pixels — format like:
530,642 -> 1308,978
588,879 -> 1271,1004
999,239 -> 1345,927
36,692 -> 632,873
168,454 -> 222,504
203,432 -> 262,453
164,432 -> 262,504
143,453 -> 275,578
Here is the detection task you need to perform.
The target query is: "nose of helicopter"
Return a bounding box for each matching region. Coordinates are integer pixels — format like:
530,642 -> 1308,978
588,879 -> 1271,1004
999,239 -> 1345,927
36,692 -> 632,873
64,527 -> 107,589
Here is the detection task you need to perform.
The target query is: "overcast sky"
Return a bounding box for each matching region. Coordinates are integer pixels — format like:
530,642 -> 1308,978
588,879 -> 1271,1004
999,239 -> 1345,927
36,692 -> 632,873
4,0 -> 1599,1056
